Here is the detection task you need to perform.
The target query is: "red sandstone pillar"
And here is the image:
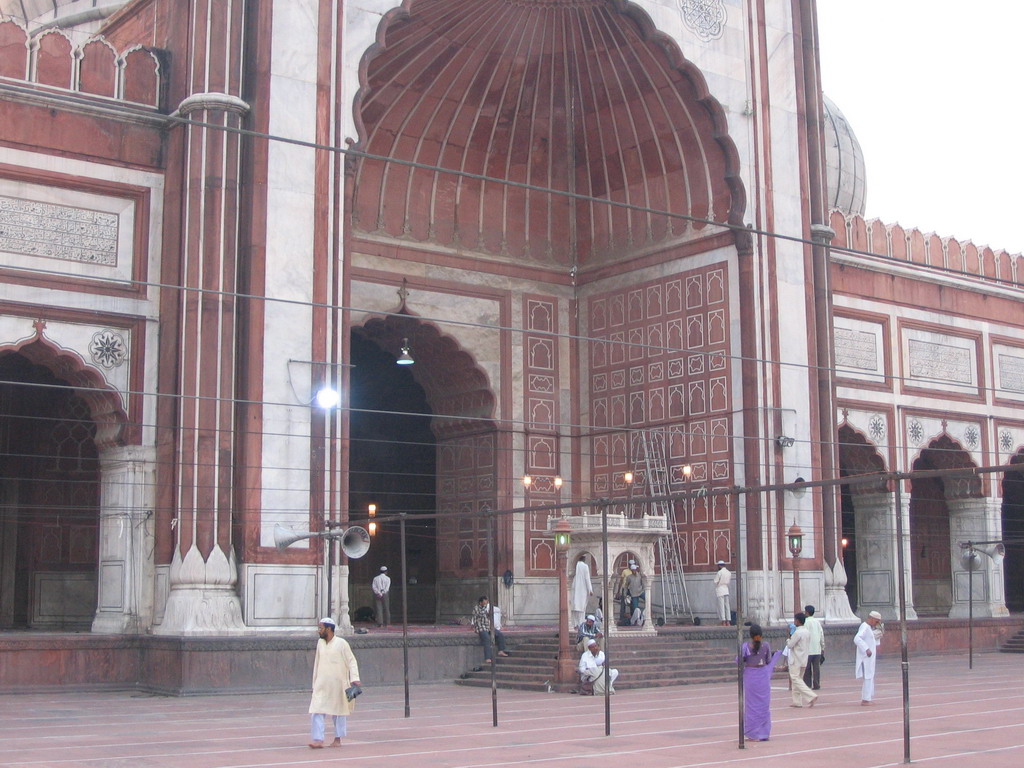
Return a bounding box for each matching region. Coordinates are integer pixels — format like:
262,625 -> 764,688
157,0 -> 249,634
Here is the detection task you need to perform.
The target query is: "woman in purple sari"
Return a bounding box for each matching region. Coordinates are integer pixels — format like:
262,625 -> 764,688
741,624 -> 782,741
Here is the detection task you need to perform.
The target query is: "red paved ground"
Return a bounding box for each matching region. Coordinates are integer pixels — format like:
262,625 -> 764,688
1,652 -> 1021,768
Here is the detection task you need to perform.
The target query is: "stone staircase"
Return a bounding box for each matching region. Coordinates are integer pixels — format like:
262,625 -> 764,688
455,632 -> 739,692
999,627 -> 1024,653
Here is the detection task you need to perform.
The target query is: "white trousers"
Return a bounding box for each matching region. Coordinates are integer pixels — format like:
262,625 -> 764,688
860,676 -> 875,702
310,713 -> 347,742
589,667 -> 619,695
717,594 -> 730,622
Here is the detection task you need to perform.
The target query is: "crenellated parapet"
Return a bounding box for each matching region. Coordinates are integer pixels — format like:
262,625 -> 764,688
0,17 -> 162,108
830,210 -> 1022,287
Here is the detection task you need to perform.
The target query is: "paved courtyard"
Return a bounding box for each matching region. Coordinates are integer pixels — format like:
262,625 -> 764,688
1,651 -> 1021,768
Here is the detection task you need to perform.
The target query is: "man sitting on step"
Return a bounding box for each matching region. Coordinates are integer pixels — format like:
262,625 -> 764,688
578,639 -> 618,695
575,614 -> 603,652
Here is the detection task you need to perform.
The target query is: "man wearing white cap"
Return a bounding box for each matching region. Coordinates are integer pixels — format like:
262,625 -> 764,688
713,560 -> 732,625
575,613 -> 603,651
854,610 -> 883,705
578,638 -> 618,695
308,617 -> 361,748
371,566 -> 391,628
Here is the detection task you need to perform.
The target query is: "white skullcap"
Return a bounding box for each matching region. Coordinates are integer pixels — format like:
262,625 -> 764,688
380,566 -> 388,571
586,614 -> 596,621
319,617 -> 336,628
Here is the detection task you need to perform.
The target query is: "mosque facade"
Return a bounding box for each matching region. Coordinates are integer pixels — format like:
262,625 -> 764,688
0,0 -> 1020,637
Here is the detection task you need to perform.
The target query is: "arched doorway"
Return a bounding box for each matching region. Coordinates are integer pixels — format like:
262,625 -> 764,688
837,424 -> 897,617
910,434 -> 981,616
348,330 -> 437,621
349,316 -> 498,622
1002,454 -> 1024,612
0,352 -> 100,629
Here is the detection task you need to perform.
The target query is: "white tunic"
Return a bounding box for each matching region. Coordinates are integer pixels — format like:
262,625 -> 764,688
571,559 -> 593,612
713,566 -> 732,597
309,636 -> 361,716
854,621 -> 878,680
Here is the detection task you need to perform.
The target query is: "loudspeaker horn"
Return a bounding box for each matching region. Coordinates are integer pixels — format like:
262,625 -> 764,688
960,542 -> 1006,571
341,526 -> 371,559
975,543 -> 1006,567
274,523 -> 314,551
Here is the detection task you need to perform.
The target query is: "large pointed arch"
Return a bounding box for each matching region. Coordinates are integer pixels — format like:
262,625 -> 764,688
350,0 -> 746,269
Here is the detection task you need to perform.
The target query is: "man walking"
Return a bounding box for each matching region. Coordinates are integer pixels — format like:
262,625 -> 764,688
785,612 -> 818,708
308,617 -> 361,749
472,596 -> 509,663
854,610 -> 883,705
802,604 -> 825,690
371,566 -> 391,628
713,560 -> 732,626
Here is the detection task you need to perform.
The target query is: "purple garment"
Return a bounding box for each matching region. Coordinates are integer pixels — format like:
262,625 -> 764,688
740,641 -> 782,741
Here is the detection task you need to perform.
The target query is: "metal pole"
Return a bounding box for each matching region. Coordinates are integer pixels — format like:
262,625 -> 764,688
487,514 -> 498,727
968,544 -> 974,671
892,476 -> 911,764
735,490 -> 744,749
326,535 -> 333,621
400,514 -> 410,717
601,499 -> 611,736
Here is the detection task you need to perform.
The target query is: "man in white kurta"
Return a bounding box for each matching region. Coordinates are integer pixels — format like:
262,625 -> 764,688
854,610 -> 882,705
571,555 -> 593,628
309,618 -> 361,748
371,566 -> 391,627
578,639 -> 618,695
713,561 -> 731,625
785,612 -> 818,708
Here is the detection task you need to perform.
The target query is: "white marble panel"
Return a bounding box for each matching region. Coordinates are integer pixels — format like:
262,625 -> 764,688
270,0 -> 319,83
246,565 -> 319,625
834,316 -> 885,384
98,562 -> 125,610
901,327 -> 977,395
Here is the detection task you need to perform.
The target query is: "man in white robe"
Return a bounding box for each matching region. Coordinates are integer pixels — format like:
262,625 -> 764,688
308,617 -> 361,748
570,555 -> 593,628
578,639 -> 618,695
854,610 -> 882,705
713,560 -> 732,625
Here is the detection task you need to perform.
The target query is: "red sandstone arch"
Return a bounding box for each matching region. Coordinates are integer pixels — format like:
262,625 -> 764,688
0,337 -> 128,450
837,423 -> 888,494
351,0 -> 745,268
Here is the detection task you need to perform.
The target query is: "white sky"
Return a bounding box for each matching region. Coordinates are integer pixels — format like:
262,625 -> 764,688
816,1 -> 1024,255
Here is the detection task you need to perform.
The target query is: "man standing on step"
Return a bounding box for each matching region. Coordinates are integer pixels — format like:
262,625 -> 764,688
713,560 -> 732,626
371,566 -> 391,628
472,596 -> 509,663
571,554 -> 593,629
802,604 -> 825,690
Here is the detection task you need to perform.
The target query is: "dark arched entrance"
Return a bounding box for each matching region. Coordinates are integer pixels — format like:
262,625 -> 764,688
349,316 -> 498,622
1002,454 -> 1024,612
0,352 -> 100,629
348,330 -> 437,621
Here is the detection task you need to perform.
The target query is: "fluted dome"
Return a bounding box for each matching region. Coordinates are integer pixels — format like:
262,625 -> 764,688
823,95 -> 867,216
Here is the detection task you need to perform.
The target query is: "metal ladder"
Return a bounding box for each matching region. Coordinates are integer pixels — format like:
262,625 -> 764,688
633,428 -> 695,624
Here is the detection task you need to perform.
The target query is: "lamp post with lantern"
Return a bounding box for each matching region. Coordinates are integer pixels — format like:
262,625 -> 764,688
788,524 -> 803,615
553,517 -> 576,686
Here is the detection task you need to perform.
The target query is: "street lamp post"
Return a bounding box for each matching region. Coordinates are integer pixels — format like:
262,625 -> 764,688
788,524 -> 803,615
554,517 -> 575,686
